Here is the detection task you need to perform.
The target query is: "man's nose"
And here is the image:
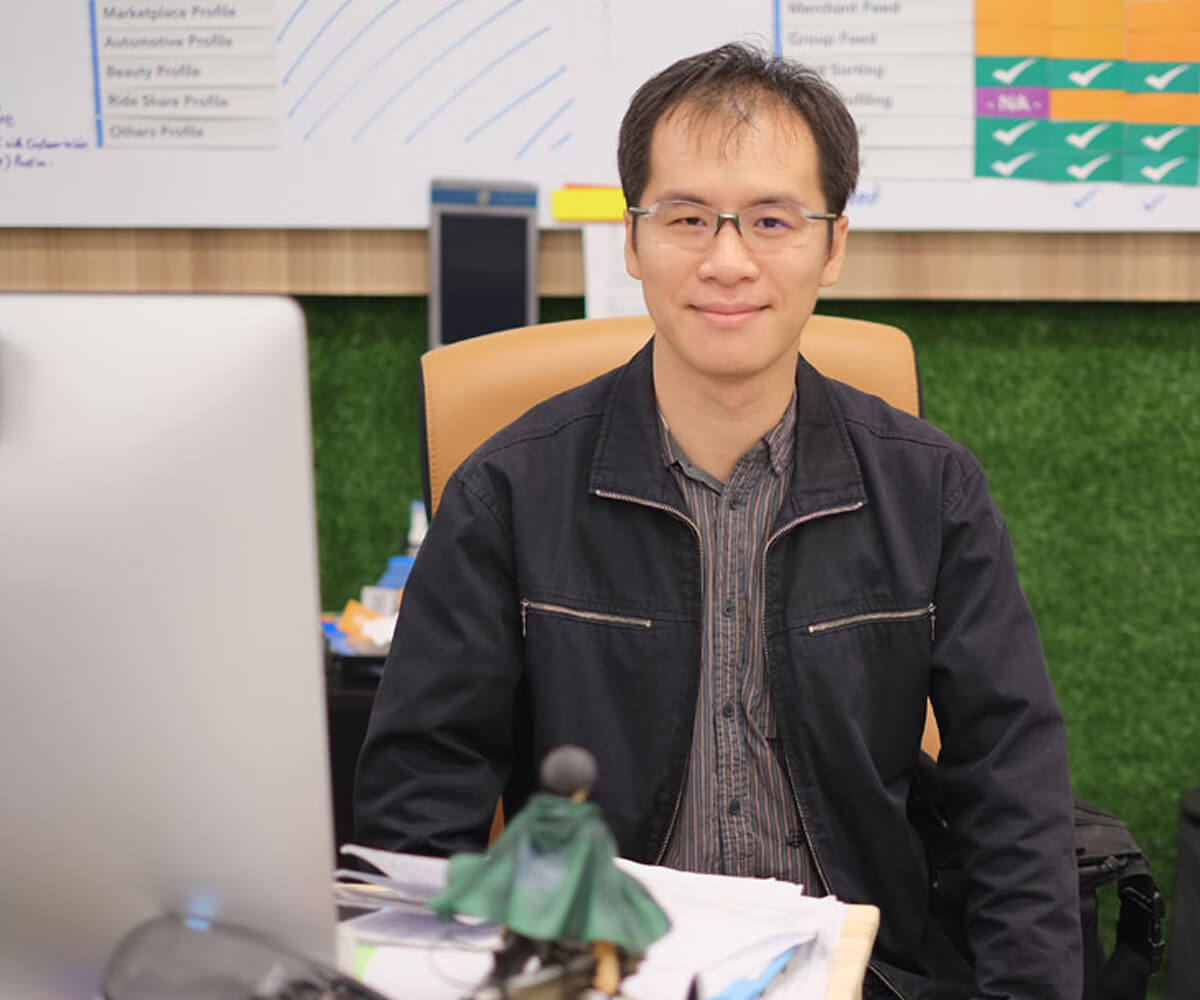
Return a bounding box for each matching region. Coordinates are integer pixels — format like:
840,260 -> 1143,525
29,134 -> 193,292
702,217 -> 758,279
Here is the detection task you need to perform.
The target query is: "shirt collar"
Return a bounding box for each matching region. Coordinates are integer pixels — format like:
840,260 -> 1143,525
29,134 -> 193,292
658,392 -> 798,483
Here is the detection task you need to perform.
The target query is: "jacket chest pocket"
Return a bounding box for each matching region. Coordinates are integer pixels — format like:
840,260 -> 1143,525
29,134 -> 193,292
518,597 -> 682,732
806,603 -> 935,641
520,598 -> 653,635
786,602 -> 935,774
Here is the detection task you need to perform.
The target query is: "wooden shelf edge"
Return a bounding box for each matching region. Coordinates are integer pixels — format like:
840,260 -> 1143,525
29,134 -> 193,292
1,228 -> 1196,301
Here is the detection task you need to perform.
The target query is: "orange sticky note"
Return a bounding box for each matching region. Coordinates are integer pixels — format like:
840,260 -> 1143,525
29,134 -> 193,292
976,22 -> 1050,56
1049,26 -> 1125,59
336,599 -> 379,640
1125,93 -> 1200,126
1126,30 -> 1200,62
1049,0 -> 1123,27
975,0 -> 1047,25
1126,1 -> 1200,32
1050,89 -> 1127,121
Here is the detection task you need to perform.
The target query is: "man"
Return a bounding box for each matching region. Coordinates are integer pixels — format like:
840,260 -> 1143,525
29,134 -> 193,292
357,44 -> 1082,999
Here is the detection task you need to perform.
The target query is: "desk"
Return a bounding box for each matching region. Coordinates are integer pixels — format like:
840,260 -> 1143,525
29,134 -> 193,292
827,905 -> 880,1000
350,901 -> 879,1000
327,666 -> 881,998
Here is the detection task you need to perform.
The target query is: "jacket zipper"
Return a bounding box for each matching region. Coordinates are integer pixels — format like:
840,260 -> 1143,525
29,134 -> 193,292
593,487 -> 700,864
866,963 -> 908,999
591,491 -> 909,998
519,598 -> 651,636
761,502 -> 863,906
763,499 -> 909,1000
807,603 -> 936,642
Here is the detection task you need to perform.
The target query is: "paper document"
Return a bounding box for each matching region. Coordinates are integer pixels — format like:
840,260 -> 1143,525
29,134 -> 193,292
582,224 -> 647,319
615,860 -> 845,1000
338,844 -> 448,902
339,847 -> 848,1000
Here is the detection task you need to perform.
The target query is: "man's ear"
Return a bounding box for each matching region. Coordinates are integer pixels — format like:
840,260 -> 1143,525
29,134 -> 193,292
623,211 -> 642,281
819,215 -> 850,288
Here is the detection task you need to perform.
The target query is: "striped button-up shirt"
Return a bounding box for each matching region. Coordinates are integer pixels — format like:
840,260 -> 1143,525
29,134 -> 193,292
659,395 -> 821,892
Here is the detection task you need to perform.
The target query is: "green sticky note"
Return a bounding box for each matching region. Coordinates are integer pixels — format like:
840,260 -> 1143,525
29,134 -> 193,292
976,56 -> 1049,88
355,945 -> 375,980
1124,124 -> 1200,157
1124,154 -> 1200,186
976,117 -> 1047,156
1049,58 -> 1124,91
975,148 -> 1046,180
1041,151 -> 1124,184
1124,61 -> 1200,95
1043,121 -> 1123,154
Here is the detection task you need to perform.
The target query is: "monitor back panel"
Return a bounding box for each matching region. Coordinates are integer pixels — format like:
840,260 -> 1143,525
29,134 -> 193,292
0,294 -> 336,999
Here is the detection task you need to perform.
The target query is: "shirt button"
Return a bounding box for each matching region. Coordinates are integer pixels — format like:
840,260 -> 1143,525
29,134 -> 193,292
722,700 -> 735,719
722,600 -> 734,618
728,798 -> 741,816
729,497 -> 740,510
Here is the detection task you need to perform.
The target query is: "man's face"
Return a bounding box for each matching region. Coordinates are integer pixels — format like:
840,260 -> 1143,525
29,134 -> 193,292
624,101 -> 849,388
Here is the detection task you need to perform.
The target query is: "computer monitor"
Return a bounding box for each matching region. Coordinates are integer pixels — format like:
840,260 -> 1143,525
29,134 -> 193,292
0,294 -> 338,998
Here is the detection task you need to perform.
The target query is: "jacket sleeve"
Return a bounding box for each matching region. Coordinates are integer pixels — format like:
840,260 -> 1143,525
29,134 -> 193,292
930,453 -> 1082,1000
354,469 -> 522,857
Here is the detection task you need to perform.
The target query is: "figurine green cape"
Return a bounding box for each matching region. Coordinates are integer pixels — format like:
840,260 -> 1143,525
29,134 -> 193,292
428,792 -> 670,955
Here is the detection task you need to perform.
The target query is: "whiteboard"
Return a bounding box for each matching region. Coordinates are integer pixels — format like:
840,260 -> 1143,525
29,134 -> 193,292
1,0 -> 1197,230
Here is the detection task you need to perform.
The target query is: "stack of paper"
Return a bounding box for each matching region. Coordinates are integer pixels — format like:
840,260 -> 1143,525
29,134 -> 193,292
336,846 -> 847,1000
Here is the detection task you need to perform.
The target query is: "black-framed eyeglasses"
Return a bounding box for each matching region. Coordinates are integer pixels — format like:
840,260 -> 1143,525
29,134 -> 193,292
627,199 -> 838,254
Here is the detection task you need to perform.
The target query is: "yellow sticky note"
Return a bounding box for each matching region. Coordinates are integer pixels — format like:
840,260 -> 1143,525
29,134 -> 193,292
551,187 -> 626,223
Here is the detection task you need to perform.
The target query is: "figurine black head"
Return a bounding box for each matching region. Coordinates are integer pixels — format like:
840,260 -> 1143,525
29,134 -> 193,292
539,745 -> 597,798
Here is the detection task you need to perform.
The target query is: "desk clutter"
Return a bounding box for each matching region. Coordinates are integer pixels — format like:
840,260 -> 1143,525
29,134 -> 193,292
334,748 -> 856,1000
323,498 -> 428,667
337,846 -> 849,1000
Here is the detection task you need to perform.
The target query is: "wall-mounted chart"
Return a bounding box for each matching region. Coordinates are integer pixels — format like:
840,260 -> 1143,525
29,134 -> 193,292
0,0 -> 1197,228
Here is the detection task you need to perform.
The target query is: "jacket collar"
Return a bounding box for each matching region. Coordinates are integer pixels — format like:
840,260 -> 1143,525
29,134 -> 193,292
589,337 -> 867,521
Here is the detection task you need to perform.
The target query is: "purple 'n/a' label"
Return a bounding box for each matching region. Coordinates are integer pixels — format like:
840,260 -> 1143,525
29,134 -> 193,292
976,88 -> 1050,118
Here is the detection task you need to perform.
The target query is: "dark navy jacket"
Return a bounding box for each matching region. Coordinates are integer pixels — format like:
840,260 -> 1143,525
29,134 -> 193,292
356,340 -> 1082,999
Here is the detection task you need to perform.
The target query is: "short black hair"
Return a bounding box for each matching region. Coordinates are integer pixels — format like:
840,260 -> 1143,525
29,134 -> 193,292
618,43 -> 860,215
539,745 -> 597,796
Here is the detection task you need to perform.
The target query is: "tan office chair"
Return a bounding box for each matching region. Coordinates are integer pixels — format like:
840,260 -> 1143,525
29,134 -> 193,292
417,314 -> 941,782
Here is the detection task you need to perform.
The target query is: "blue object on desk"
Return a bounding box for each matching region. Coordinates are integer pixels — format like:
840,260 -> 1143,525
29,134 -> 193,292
708,944 -> 798,1000
375,555 -> 414,590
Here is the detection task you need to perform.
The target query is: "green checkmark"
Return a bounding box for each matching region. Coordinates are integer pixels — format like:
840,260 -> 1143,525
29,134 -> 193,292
1124,61 -> 1200,94
976,56 -> 1049,88
1049,58 -> 1124,90
1041,121 -> 1123,153
974,148 -> 1047,180
1041,151 -> 1124,183
1124,154 -> 1200,186
975,117 -> 1047,157
1123,124 -> 1200,156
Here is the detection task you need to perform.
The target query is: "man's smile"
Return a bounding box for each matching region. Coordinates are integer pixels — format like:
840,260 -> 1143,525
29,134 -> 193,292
691,302 -> 768,328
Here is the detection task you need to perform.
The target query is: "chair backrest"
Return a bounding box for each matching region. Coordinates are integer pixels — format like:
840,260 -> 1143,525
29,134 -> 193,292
419,313 -> 921,515
417,313 -> 939,759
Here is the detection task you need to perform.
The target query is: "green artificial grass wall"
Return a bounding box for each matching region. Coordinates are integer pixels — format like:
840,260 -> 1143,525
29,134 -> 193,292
304,295 -> 1197,990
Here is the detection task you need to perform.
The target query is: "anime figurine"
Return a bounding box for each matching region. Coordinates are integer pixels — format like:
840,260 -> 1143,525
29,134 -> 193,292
428,746 -> 671,997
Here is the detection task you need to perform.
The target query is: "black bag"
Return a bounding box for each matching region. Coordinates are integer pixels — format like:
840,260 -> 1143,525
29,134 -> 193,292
910,754 -> 1165,1000
1166,786 -> 1200,1000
